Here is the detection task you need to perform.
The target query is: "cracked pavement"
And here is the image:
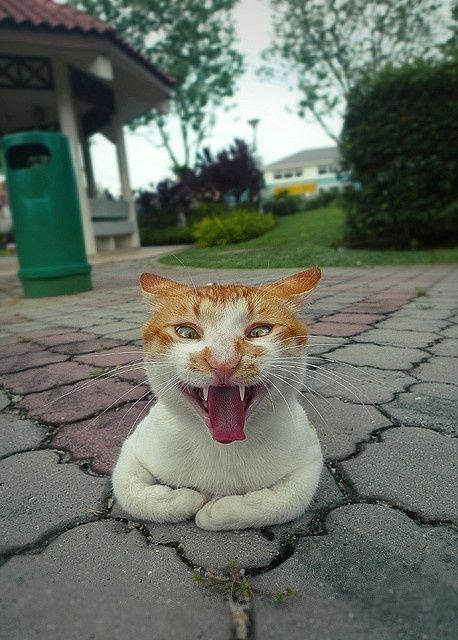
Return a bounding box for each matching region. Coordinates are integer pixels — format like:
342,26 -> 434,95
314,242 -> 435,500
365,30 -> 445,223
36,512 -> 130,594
0,258 -> 457,640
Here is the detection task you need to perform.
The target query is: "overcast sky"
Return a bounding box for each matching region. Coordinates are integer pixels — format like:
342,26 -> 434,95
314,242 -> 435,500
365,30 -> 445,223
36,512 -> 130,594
90,0 -> 340,195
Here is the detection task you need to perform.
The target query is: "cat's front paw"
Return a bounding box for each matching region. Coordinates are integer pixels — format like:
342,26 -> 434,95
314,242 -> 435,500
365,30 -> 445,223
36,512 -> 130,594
195,495 -> 250,531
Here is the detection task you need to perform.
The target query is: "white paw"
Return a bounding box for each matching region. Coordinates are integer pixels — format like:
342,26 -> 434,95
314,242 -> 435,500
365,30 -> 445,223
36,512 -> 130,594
195,495 -> 251,531
128,485 -> 207,523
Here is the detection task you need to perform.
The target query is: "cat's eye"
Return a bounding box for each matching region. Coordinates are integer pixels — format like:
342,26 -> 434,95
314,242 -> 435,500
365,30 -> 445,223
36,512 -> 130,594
248,325 -> 272,338
176,325 -> 200,339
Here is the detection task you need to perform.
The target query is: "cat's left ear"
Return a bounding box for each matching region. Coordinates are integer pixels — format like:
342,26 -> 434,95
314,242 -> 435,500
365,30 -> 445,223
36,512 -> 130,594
140,272 -> 187,308
262,267 -> 321,306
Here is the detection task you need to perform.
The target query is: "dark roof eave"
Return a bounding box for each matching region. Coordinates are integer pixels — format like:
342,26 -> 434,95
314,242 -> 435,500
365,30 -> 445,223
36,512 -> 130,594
0,19 -> 176,90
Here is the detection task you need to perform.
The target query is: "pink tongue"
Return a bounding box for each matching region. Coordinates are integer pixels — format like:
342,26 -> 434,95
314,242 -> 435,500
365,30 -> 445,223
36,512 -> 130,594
207,386 -> 246,443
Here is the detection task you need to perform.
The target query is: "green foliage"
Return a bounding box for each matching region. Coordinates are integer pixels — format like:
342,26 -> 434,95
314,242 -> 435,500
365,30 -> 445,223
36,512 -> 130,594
140,226 -> 193,245
262,191 -> 304,216
193,210 -> 276,247
187,201 -> 230,226
262,0 -> 452,139
341,58 -> 458,249
69,0 -> 244,169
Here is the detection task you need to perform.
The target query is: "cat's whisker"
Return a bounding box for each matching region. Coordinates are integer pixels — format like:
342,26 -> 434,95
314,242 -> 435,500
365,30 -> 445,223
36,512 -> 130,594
125,395 -> 157,440
270,363 -> 336,412
263,374 -> 296,424
267,370 -> 329,428
122,390 -> 155,439
304,366 -> 374,415
86,379 -> 150,427
43,363 -> 149,408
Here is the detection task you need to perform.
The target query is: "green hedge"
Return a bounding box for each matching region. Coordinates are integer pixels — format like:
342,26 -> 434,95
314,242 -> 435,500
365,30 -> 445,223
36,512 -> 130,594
193,209 -> 276,247
341,57 -> 458,249
140,226 -> 193,246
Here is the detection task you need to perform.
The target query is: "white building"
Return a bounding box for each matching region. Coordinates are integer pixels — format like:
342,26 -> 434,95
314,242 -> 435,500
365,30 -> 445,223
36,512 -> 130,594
0,0 -> 173,255
263,146 -> 346,197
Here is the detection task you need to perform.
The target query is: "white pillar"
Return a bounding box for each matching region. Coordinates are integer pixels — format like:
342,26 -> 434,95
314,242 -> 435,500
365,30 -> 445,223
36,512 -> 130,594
53,59 -> 97,256
113,115 -> 140,248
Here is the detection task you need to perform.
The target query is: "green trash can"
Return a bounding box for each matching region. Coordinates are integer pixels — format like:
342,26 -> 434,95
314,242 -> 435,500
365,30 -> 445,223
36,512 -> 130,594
1,130 -> 92,298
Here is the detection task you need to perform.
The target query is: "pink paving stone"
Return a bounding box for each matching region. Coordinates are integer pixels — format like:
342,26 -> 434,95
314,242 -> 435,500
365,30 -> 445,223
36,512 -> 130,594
0,341 -> 45,358
15,379 -> 149,424
48,337 -> 124,355
0,335 -> 25,346
0,351 -> 68,376
74,346 -> 144,367
1,361 -> 100,394
310,321 -> 370,337
115,367 -> 147,384
34,330 -> 99,347
1,314 -> 27,325
342,301 -> 405,314
324,313 -> 385,325
19,326 -> 74,338
51,400 -> 153,475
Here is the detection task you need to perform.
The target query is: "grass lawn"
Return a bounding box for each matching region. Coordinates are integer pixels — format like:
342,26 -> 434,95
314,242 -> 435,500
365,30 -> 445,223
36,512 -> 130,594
160,203 -> 458,269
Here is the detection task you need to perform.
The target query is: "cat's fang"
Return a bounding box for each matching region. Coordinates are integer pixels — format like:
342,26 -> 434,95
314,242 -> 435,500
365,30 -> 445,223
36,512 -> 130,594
202,387 -> 209,402
238,385 -> 246,401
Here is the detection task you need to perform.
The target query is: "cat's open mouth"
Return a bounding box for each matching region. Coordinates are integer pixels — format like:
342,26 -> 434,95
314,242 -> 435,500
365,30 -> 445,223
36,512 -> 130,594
179,384 -> 266,444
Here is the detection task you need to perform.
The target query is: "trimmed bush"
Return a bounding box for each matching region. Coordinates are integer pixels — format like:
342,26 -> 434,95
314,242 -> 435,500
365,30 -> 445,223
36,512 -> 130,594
140,226 -> 193,246
341,57 -> 458,249
193,210 -> 276,247
262,191 -> 303,216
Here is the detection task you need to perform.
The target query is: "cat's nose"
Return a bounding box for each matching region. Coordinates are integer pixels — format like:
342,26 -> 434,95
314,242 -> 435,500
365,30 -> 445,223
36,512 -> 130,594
205,352 -> 242,384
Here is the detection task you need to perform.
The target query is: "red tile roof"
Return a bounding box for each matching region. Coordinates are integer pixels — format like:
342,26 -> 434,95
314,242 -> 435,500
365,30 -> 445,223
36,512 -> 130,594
0,0 -> 174,86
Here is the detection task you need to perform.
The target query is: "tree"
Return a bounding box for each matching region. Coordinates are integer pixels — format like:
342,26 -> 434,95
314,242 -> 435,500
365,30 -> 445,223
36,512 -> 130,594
68,0 -> 244,169
186,139 -> 265,205
262,0 -> 452,141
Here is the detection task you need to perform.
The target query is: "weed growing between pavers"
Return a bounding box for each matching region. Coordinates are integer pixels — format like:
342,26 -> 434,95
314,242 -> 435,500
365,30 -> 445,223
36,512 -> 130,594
193,560 -> 295,640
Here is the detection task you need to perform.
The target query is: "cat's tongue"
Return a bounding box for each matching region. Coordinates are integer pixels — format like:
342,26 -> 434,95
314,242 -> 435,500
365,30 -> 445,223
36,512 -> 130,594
207,386 -> 246,444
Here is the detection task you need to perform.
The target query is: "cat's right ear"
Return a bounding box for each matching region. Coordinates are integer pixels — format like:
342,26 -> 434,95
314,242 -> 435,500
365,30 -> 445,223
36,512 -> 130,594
140,273 -> 185,308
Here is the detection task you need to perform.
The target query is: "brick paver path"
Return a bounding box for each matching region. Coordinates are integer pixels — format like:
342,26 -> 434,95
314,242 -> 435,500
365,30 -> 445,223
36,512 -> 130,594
0,260 -> 457,640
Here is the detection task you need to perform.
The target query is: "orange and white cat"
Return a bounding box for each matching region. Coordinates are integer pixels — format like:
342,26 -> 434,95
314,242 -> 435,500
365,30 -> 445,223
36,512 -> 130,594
112,268 -> 323,531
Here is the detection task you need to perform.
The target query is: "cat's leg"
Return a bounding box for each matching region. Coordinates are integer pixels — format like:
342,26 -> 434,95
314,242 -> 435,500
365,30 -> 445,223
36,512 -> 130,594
195,448 -> 323,531
112,441 -> 207,523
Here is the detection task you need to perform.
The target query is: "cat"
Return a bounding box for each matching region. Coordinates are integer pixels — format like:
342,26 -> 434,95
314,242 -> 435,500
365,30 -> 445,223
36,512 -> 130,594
112,267 -> 323,531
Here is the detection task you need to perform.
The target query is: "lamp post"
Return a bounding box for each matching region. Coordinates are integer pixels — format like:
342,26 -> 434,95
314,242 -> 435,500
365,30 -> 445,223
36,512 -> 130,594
248,118 -> 260,153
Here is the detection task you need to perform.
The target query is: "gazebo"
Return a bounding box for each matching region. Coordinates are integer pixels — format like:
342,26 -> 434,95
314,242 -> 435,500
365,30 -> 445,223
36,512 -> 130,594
0,0 -> 174,255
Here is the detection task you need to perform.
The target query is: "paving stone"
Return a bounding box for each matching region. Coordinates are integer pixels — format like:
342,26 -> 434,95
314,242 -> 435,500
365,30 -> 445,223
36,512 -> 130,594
301,396 -> 391,459
309,321 -> 370,337
0,450 -> 107,553
441,323 -> 458,339
409,381 -> 458,401
254,504 -> 457,640
0,390 -> 10,410
16,379 -> 148,425
0,413 -> 45,457
102,327 -> 142,341
0,520 -> 228,640
343,301 -> 404,314
94,321 -> 139,334
15,326 -> 74,339
427,338 -> 458,357
33,330 -> 98,347
328,343 -> 425,370
354,328 -> 438,349
143,521 -> 279,571
1,361 -> 100,394
51,400 -> 152,475
341,427 -> 458,523
0,350 -> 68,375
375,316 -> 449,332
0,340 -> 45,358
74,345 -> 144,367
412,357 -> 458,384
394,305 -> 455,320
383,389 -> 458,435
324,312 -> 385,324
48,337 -> 123,355
305,363 -> 416,404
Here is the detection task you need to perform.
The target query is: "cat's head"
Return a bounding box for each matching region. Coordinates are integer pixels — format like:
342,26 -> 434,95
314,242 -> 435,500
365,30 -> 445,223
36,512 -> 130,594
140,268 -> 321,444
